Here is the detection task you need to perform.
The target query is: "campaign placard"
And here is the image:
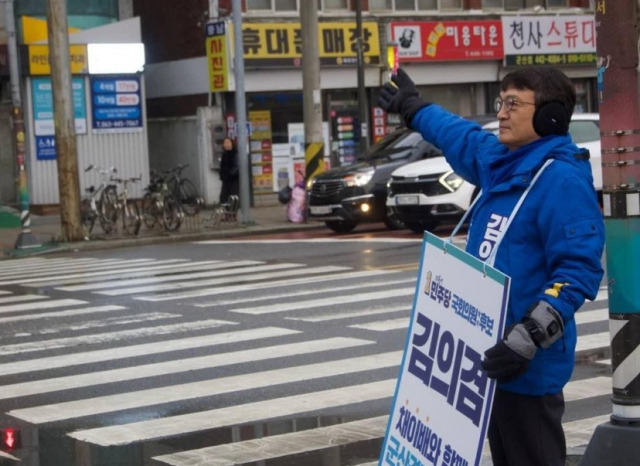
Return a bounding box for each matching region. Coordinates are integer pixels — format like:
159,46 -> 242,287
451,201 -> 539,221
379,232 -> 509,466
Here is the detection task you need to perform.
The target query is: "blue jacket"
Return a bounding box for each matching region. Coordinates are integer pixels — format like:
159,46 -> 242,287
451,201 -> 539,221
411,105 -> 605,396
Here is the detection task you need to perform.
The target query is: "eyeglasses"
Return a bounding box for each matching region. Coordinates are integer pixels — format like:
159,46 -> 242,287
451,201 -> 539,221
494,96 -> 536,113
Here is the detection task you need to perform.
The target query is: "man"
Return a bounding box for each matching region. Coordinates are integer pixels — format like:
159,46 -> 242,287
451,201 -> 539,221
378,66 -> 605,466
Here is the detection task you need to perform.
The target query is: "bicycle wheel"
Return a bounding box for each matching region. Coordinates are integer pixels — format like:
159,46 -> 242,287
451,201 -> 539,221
99,186 -> 118,234
80,199 -> 95,235
122,199 -> 141,236
178,179 -> 202,216
141,193 -> 159,229
162,195 -> 184,231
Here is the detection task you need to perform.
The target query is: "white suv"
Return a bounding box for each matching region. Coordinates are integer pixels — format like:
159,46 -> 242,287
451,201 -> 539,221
386,114 -> 601,234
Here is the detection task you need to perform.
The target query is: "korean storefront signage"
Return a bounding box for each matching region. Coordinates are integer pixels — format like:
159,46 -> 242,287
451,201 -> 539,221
249,110 -> 274,194
501,15 -> 596,66
390,21 -> 503,62
380,232 -> 509,466
90,75 -> 143,133
206,20 -> 229,92
31,77 -> 87,160
26,44 -> 88,75
242,22 -> 380,67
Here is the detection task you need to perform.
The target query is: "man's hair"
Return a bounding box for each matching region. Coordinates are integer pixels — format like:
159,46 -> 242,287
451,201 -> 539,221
500,66 -> 576,120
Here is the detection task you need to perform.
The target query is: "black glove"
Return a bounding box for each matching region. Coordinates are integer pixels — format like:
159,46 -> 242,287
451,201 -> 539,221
482,301 -> 564,383
377,68 -> 430,128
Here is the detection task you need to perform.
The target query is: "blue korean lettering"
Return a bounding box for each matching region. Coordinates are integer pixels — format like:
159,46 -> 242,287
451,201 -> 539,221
443,444 -> 469,466
455,346 -> 488,427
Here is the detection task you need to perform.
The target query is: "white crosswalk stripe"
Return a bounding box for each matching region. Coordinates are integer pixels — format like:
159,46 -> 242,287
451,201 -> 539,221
0,257 -> 614,466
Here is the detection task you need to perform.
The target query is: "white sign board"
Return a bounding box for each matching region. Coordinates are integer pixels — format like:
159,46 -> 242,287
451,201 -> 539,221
380,232 -> 510,466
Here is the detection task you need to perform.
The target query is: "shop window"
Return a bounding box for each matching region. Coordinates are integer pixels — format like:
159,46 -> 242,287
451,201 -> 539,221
418,0 -> 438,8
274,0 -> 297,10
323,0 -> 349,9
370,0 -> 393,9
246,0 -> 271,10
486,0 -> 551,9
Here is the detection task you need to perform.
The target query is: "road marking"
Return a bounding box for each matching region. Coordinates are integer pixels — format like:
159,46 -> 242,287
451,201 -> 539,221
34,260 -> 226,288
196,238 -> 422,244
69,379 -> 396,446
350,318 -> 409,331
0,299 -> 86,314
136,268 -> 382,302
0,258 -> 139,276
0,305 -> 126,324
204,277 -> 414,307
0,327 -> 299,376
230,287 -> 415,315
34,312 -> 181,335
286,305 -> 411,322
57,260 -> 262,291
0,294 -> 49,304
0,258 -> 179,284
9,351 -> 403,424
0,337 -> 372,401
0,319 -> 238,356
152,415 -> 389,466
97,263 -> 331,296
564,376 -> 612,401
575,308 -> 608,325
576,332 -> 610,353
564,414 -> 611,448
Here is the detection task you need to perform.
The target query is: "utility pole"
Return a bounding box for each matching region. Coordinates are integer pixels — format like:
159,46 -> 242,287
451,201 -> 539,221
231,0 -> 253,224
45,0 -> 84,241
4,0 -> 41,249
300,1 -> 324,183
582,1 -> 640,463
355,0 -> 369,150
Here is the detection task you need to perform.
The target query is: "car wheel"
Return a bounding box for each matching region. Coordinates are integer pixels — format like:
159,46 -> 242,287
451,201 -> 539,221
383,208 -> 405,230
325,220 -> 357,233
405,219 -> 439,234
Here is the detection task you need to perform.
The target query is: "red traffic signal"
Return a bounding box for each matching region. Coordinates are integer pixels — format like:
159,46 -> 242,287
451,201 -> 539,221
1,429 -> 21,451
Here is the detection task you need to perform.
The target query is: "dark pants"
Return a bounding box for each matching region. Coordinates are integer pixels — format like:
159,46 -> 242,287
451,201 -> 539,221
219,179 -> 239,204
488,388 -> 566,466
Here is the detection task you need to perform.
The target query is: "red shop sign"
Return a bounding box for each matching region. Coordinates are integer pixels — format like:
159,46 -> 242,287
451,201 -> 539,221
390,20 -> 504,62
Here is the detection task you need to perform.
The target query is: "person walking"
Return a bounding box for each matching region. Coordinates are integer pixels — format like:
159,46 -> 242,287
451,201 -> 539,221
377,66 -> 605,466
219,137 -> 239,204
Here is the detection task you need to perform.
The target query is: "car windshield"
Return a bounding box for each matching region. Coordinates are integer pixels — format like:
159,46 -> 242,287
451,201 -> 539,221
569,120 -> 600,144
356,130 -> 423,162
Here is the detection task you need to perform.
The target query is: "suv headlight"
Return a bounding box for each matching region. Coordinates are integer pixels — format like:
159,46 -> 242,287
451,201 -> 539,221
438,171 -> 464,192
344,169 -> 374,187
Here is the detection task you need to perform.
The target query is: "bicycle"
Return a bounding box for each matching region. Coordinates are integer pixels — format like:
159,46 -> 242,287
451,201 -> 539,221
164,164 -> 203,216
140,169 -> 184,232
80,165 -> 118,235
111,175 -> 142,236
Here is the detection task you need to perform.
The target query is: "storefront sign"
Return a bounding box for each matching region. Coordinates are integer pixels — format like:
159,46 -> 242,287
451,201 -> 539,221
90,76 -> 143,133
27,44 -> 88,75
390,20 -> 503,62
32,76 -> 87,160
242,22 -> 380,67
206,20 -> 229,92
380,232 -> 509,466
249,110 -> 274,194
502,15 -> 596,66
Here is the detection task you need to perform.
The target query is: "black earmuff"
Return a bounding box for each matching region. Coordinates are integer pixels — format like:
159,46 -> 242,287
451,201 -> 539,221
533,101 -> 569,137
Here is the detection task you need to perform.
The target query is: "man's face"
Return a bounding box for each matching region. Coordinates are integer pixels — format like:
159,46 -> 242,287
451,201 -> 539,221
496,88 -> 539,151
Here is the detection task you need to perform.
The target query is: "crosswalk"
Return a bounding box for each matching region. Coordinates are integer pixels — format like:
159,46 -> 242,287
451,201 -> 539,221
0,254 -> 613,465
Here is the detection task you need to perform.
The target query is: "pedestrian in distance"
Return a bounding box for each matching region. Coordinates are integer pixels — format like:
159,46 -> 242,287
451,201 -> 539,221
377,66 -> 605,466
219,137 -> 240,204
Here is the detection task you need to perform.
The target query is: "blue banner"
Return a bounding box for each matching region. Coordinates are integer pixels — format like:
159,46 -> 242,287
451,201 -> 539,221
90,75 -> 143,133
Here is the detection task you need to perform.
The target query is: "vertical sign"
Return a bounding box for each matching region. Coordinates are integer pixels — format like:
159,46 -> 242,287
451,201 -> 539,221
31,76 -> 87,160
380,233 -> 509,466
90,75 -> 143,133
206,20 -> 229,92
249,110 -> 273,194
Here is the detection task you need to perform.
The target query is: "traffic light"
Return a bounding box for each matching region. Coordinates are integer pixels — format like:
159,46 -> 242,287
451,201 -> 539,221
1,428 -> 21,451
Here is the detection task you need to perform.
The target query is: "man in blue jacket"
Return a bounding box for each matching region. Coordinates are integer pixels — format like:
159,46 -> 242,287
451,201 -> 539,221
378,66 -> 605,466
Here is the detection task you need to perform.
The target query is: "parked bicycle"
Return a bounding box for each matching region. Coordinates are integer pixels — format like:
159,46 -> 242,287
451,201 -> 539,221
80,164 -> 118,235
111,175 -> 142,236
164,164 -> 203,216
140,169 -> 184,232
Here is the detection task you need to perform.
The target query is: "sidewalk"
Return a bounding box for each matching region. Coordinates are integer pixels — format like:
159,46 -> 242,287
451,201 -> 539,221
0,202 -> 323,260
